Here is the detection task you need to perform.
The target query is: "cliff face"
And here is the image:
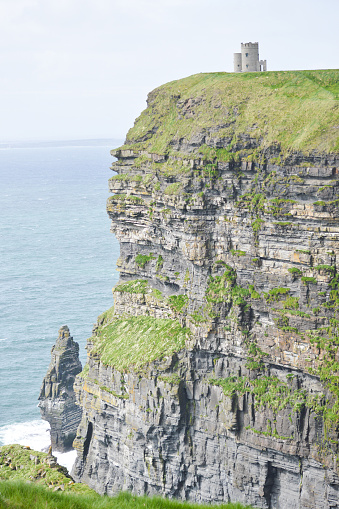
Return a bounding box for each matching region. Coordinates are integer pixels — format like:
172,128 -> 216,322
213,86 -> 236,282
39,326 -> 82,452
72,71 -> 339,508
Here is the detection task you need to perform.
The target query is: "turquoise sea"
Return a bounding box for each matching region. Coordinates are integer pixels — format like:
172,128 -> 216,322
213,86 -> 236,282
0,140 -> 121,466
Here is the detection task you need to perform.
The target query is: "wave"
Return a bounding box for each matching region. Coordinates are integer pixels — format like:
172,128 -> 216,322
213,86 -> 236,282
0,420 -> 76,473
54,450 -> 77,473
0,420 -> 50,450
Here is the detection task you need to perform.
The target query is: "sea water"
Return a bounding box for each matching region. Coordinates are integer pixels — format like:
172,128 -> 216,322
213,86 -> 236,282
0,140 -> 122,471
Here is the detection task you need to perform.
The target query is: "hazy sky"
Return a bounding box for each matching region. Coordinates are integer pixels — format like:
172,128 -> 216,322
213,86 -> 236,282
1,0 -> 338,142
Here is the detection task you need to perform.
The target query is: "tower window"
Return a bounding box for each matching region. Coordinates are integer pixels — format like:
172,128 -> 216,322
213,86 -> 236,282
246,53 -> 248,57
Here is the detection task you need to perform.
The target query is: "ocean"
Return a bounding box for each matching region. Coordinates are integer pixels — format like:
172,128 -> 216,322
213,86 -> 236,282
0,140 -> 122,471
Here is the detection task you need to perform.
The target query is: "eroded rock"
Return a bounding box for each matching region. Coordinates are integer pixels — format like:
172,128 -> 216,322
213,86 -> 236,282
39,326 -> 82,452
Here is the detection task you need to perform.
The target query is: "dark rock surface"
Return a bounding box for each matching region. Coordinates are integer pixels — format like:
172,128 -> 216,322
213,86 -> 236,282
39,325 -> 82,452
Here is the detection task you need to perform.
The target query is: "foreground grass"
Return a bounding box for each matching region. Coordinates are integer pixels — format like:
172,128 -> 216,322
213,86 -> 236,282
0,482 -> 254,509
0,447 -> 254,509
0,445 -> 93,495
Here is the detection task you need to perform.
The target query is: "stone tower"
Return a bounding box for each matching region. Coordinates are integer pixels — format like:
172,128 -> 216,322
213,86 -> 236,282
233,42 -> 267,73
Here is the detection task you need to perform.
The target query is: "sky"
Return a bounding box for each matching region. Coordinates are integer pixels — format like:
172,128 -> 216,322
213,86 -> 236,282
0,0 -> 338,142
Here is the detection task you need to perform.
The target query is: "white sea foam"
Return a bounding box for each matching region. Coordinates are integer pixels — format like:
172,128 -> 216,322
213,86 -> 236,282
0,420 -> 50,450
0,420 -> 76,473
54,450 -> 77,473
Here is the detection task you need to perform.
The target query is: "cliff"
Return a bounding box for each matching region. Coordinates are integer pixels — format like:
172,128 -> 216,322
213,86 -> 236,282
38,326 -> 82,452
72,70 -> 339,508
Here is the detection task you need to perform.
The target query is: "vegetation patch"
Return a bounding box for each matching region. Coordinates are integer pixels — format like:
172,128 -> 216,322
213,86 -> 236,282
168,294 -> 189,313
210,376 -> 323,415
158,374 -> 181,385
109,173 -> 130,181
270,198 -> 297,205
91,312 -> 190,371
0,480 -> 254,509
91,379 -> 129,400
248,285 -> 260,300
296,249 -> 311,254
122,70 -> 339,157
79,363 -> 89,379
113,279 -> 149,294
109,174 -> 142,182
251,217 -> 264,234
315,265 -> 336,275
135,253 -> 155,268
264,287 -> 290,302
282,296 -> 299,310
273,221 -> 293,227
301,276 -> 317,285
156,255 -> 164,271
164,182 -> 182,195
230,249 -> 246,257
109,194 -> 144,204
206,265 -> 237,305
151,288 -> 163,300
0,445 -> 93,495
288,267 -> 302,276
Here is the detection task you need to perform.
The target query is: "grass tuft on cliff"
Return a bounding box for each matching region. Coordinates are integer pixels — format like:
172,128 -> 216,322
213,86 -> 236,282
121,70 -> 339,156
0,481 -> 254,509
0,445 -> 93,495
90,309 -> 190,371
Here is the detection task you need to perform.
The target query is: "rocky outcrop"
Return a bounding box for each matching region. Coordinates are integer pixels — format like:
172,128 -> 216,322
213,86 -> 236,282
39,326 -> 82,452
72,71 -> 339,508
0,444 -> 96,494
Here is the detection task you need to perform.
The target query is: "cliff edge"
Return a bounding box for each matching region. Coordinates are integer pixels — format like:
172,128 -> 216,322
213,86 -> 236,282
72,70 -> 339,508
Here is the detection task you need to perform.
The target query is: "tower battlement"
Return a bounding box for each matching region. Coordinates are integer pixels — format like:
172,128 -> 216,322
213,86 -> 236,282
241,42 -> 259,49
234,42 -> 266,73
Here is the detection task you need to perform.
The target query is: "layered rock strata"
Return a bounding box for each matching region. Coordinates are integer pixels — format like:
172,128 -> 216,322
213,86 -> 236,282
39,325 -> 82,452
72,71 -> 339,508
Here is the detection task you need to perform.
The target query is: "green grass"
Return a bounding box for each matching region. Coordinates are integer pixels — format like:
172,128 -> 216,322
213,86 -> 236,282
164,182 -> 182,195
135,253 -> 155,268
119,70 -> 339,157
230,249 -> 246,257
288,267 -> 302,276
167,294 -> 189,312
0,481 -> 254,509
210,375 -> 323,415
113,279 -> 149,294
301,276 -> 317,285
90,311 -> 190,371
109,194 -> 144,204
0,445 -> 93,495
315,265 -> 336,274
264,287 -> 290,302
109,174 -> 142,182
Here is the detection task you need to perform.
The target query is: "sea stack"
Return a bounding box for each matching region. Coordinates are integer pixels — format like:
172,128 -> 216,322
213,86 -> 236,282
39,325 -> 82,452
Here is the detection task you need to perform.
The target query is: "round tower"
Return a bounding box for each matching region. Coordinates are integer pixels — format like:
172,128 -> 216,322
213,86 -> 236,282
233,52 -> 242,72
241,42 -> 259,72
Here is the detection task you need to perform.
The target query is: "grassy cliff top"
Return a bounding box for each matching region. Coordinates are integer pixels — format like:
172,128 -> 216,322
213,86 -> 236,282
122,70 -> 339,156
